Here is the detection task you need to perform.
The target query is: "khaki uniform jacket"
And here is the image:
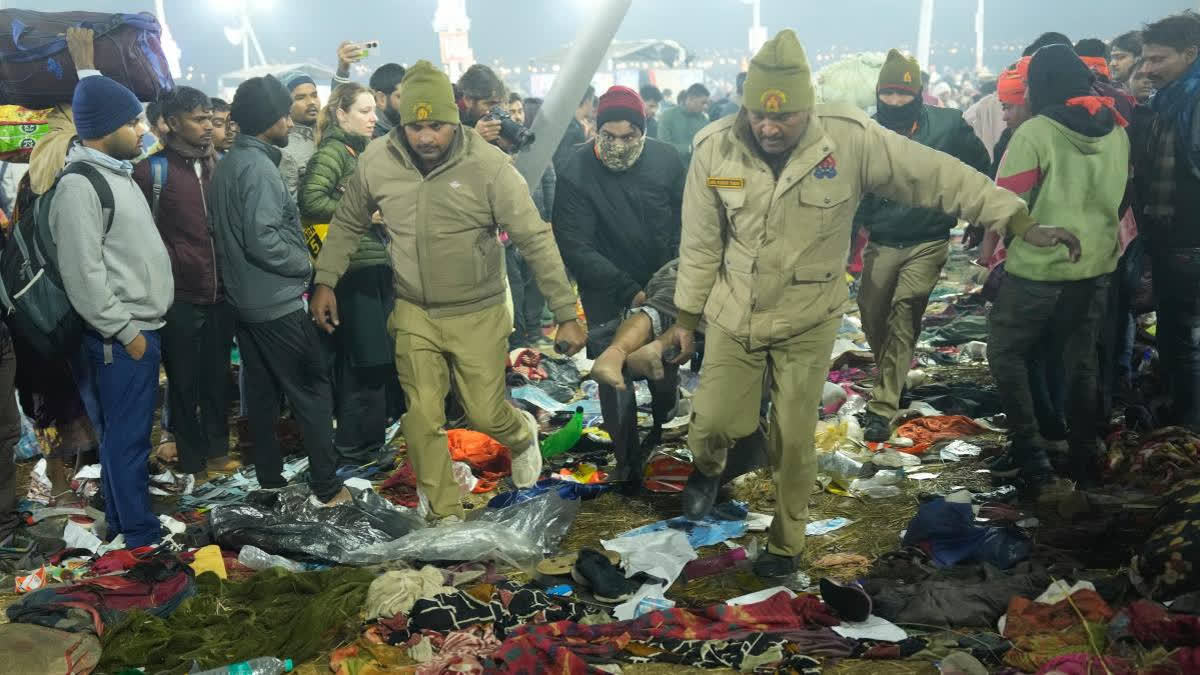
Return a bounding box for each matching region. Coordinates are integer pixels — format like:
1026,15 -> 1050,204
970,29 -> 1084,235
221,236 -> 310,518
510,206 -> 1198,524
675,105 -> 1034,350
314,126 -> 578,323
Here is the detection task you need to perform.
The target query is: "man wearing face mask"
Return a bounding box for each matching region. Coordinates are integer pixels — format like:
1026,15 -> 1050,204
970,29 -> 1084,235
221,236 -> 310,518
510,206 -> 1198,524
854,50 -> 991,443
670,30 -> 1068,578
553,86 -> 687,486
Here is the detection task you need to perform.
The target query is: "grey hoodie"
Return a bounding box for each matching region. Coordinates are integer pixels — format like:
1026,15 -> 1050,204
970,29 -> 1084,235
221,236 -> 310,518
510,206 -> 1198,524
48,143 -> 173,345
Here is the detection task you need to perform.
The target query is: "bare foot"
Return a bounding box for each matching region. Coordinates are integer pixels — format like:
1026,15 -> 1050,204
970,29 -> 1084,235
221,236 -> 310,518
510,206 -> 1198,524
626,341 -> 666,381
590,346 -> 629,391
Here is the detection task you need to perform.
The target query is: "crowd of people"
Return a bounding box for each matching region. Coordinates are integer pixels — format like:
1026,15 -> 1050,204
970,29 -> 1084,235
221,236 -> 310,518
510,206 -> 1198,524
0,9 -> 1195,580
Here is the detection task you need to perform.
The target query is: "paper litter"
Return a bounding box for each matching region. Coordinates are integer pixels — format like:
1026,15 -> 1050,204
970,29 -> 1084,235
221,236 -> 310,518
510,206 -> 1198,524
832,614 -> 908,642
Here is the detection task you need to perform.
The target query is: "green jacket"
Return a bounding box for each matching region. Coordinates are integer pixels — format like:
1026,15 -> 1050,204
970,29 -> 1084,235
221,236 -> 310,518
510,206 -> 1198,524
997,115 -> 1129,282
854,106 -> 991,248
299,126 -> 389,270
658,106 -> 709,165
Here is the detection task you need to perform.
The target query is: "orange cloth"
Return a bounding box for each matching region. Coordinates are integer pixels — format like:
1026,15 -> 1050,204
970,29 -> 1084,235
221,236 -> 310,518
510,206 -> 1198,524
1003,590 -> 1115,639
1065,95 -> 1129,128
997,57 -> 1031,106
892,415 -> 986,455
447,429 -> 512,493
1080,56 -> 1111,79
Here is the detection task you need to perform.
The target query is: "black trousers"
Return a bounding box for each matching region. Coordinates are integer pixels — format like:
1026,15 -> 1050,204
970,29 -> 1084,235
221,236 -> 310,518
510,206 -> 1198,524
161,300 -> 236,473
236,310 -> 340,501
987,274 -> 1108,471
0,327 -> 20,542
333,360 -> 393,464
506,246 -> 546,349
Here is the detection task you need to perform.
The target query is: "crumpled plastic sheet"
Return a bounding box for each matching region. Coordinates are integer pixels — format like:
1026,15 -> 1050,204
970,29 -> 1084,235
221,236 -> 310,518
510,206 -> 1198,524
210,484 -> 426,564
341,491 -> 581,570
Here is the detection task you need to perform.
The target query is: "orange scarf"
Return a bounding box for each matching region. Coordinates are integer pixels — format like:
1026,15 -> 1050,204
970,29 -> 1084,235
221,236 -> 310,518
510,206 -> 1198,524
1080,56 -> 1111,79
1065,95 -> 1129,127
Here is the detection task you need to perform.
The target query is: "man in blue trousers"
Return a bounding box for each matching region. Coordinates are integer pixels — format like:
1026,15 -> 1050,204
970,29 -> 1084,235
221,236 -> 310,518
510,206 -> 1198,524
51,76 -> 174,548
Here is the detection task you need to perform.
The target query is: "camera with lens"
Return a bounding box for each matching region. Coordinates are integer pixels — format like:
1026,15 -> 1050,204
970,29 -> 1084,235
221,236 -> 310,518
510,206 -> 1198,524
486,105 -> 535,151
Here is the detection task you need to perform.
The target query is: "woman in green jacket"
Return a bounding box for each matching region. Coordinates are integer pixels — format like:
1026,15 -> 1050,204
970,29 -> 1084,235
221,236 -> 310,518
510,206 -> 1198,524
300,82 -> 396,468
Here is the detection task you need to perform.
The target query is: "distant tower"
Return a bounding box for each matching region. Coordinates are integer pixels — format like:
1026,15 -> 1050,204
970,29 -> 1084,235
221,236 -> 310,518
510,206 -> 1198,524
434,0 -> 474,82
154,0 -> 182,79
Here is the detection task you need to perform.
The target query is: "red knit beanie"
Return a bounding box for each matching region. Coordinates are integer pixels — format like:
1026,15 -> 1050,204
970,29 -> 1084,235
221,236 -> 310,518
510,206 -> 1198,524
596,86 -> 646,133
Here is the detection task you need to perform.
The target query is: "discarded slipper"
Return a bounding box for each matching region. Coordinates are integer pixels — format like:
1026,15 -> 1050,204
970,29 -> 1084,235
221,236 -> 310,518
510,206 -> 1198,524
819,577 -> 872,622
571,549 -> 650,604
537,549 -> 620,577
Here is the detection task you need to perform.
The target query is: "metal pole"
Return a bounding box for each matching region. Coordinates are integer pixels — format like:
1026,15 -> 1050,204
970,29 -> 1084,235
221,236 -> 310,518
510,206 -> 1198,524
916,0 -> 934,71
514,0 -> 633,190
975,0 -> 985,74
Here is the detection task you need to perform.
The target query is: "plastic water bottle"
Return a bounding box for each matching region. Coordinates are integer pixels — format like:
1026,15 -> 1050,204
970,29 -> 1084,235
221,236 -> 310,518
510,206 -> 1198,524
191,656 -> 294,675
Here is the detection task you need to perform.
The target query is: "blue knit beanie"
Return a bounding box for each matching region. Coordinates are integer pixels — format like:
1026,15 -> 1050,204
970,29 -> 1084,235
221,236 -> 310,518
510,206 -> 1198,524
72,76 -> 144,140
277,69 -> 316,92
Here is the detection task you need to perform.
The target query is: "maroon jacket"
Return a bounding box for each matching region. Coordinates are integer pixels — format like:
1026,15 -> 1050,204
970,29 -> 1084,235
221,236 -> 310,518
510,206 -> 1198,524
132,142 -> 222,305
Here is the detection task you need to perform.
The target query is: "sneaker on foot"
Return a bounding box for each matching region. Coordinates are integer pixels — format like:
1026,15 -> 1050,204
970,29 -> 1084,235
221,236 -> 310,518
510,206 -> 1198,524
511,410 -> 544,488
863,413 -> 890,443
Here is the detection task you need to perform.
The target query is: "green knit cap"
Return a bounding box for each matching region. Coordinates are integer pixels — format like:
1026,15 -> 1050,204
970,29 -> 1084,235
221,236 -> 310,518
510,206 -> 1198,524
877,49 -> 923,95
397,60 -> 460,125
744,29 -> 814,114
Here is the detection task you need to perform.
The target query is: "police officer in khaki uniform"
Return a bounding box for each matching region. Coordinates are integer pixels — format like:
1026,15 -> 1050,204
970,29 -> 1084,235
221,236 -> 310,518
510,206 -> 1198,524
311,61 -> 587,522
666,30 -> 1081,577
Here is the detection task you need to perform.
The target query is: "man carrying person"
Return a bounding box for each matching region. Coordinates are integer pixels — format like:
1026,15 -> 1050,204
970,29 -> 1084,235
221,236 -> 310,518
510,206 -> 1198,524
659,83 -> 711,166
855,50 -> 991,442
210,74 -> 348,507
52,76 -> 174,548
553,86 -> 686,487
132,86 -> 238,481
310,61 -> 586,523
668,30 -> 1066,577
1137,13 -> 1200,432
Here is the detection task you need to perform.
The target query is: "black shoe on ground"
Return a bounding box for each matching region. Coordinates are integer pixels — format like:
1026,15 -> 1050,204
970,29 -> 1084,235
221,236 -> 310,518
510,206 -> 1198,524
571,549 -> 651,603
752,551 -> 798,578
819,577 -> 872,621
985,451 -> 1024,478
863,413 -> 890,443
682,469 -> 721,521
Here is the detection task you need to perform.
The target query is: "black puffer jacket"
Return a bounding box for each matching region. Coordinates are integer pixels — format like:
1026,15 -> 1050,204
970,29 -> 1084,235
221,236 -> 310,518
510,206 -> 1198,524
552,139 -> 686,326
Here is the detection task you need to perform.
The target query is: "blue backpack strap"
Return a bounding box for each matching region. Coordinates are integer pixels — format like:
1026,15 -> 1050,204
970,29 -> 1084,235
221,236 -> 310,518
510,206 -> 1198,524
148,154 -> 168,222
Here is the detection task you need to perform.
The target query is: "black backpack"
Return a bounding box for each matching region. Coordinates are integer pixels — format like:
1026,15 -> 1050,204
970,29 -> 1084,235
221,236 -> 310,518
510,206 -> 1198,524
0,162 -> 113,357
